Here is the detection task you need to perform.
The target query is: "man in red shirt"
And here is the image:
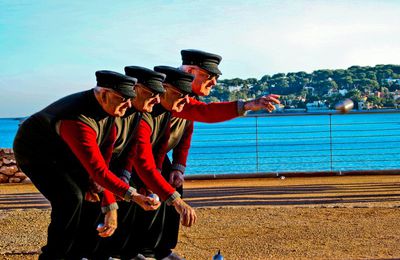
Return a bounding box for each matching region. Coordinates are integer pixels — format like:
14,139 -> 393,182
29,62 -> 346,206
152,50 -> 280,260
118,57 -> 279,259
91,66 -> 168,259
13,70 -> 160,259
99,66 -> 196,259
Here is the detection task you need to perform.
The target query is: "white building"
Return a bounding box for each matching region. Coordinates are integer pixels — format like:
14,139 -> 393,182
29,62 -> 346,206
306,101 -> 328,111
339,89 -> 348,96
228,85 -> 242,92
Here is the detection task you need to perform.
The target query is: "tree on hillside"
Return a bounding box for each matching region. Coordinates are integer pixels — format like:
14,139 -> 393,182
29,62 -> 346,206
270,77 -> 290,95
312,69 -> 333,81
345,89 -> 363,102
326,93 -> 344,109
272,73 -> 285,79
204,64 -> 400,109
309,79 -> 337,96
367,95 -> 383,107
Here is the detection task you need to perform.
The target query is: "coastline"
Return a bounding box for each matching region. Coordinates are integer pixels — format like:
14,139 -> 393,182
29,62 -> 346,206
246,108 -> 400,116
1,108 -> 400,120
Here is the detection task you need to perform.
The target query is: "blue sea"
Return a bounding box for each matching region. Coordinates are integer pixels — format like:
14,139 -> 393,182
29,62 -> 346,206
2,112 -> 400,176
188,112 -> 400,175
0,118 -> 21,149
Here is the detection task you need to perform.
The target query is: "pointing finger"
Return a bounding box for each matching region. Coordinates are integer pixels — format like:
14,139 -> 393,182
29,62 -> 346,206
269,94 -> 280,99
266,96 -> 280,104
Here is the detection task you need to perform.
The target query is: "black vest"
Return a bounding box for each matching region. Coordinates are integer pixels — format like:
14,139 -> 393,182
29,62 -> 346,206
166,96 -> 198,152
13,90 -> 114,168
167,117 -> 192,152
141,104 -> 171,149
113,111 -> 142,155
109,109 -> 142,170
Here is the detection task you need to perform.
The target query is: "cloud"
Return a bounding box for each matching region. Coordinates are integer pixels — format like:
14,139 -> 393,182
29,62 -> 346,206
1,0 -> 400,116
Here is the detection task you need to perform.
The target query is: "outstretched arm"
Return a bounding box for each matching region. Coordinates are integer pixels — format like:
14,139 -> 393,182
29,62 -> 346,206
172,94 -> 280,123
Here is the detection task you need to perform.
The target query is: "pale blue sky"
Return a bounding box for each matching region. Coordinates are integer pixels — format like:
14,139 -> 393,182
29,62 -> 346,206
1,0 -> 400,117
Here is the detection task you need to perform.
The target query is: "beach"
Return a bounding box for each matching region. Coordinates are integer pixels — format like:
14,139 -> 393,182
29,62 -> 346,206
1,175 -> 400,259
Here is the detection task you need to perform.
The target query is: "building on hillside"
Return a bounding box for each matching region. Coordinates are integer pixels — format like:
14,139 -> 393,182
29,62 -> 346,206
304,86 -> 315,95
228,85 -> 242,92
339,89 -> 348,96
328,88 -> 348,96
306,101 -> 329,111
358,101 -> 372,110
274,104 -> 285,112
374,91 -> 382,98
393,90 -> 400,101
385,78 -> 400,85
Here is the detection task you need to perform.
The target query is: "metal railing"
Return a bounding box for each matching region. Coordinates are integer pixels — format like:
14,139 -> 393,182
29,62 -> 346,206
185,111 -> 400,178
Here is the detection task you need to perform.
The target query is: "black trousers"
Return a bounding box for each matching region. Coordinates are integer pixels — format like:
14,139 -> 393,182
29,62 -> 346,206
155,156 -> 182,256
16,160 -> 89,260
122,156 -> 182,259
92,162 -> 137,259
94,201 -> 136,259
71,201 -> 103,259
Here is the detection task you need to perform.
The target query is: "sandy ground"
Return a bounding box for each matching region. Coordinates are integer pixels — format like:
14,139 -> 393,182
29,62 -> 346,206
1,175 -> 400,259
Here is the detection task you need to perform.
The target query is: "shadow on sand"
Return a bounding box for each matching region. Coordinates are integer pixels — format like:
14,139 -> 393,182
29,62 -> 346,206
1,182 -> 400,210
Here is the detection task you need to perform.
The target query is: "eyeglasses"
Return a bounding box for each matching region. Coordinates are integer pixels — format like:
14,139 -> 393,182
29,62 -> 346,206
168,85 -> 189,98
207,72 -> 219,80
198,69 -> 219,81
139,85 -> 159,98
108,89 -> 131,102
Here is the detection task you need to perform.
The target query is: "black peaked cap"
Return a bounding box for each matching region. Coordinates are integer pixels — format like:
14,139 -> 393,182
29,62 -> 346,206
95,70 -> 137,98
153,66 -> 193,95
124,66 -> 166,94
181,49 -> 222,75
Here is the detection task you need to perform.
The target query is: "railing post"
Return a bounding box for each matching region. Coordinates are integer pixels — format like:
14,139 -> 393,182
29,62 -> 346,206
255,116 -> 259,173
329,114 -> 333,173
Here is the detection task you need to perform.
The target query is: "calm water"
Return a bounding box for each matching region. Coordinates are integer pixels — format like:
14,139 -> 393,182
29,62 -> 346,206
2,113 -> 400,175
188,112 -> 400,175
0,118 -> 21,148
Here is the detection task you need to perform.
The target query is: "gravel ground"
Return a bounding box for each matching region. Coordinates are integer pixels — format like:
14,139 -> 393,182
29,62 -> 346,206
1,175 -> 400,259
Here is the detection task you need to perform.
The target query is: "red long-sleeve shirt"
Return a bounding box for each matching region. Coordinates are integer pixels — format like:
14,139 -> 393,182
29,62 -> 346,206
98,125 -> 119,207
59,120 -> 130,205
172,99 -> 239,122
132,120 -> 176,201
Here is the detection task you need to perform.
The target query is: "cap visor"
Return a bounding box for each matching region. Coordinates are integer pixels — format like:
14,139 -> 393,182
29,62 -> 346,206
202,64 -> 222,75
145,82 -> 166,94
118,88 -> 136,98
